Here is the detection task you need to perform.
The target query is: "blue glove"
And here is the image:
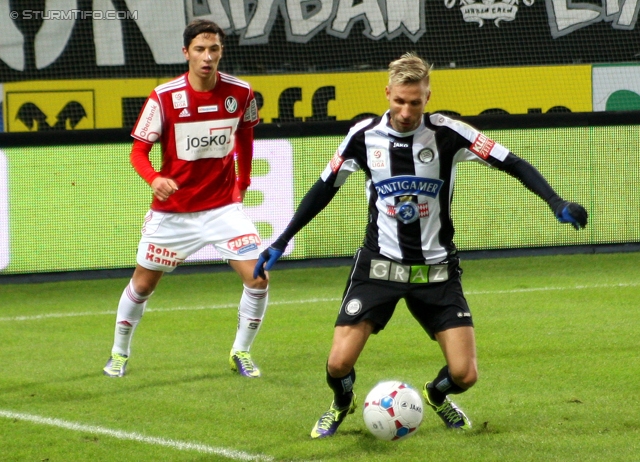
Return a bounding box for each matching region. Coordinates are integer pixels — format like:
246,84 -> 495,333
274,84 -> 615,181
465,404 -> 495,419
253,246 -> 284,279
555,201 -> 588,230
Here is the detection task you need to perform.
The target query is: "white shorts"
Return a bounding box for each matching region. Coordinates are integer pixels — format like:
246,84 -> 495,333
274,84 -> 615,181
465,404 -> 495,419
136,203 -> 262,272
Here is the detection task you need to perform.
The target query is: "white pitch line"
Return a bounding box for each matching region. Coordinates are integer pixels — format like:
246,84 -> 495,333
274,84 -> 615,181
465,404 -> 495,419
1,283 -> 637,323
0,297 -> 340,322
465,281 -> 639,296
0,410 -> 273,461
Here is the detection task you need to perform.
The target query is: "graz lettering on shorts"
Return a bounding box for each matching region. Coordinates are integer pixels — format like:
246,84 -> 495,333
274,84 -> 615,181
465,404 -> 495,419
227,233 -> 261,255
145,244 -> 183,267
369,259 -> 449,283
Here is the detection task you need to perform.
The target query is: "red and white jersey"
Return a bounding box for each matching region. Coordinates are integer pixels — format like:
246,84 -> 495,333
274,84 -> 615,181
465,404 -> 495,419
131,72 -> 259,213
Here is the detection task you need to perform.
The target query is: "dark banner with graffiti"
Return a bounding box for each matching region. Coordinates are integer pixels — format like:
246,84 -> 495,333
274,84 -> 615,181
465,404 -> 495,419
1,0 -> 639,82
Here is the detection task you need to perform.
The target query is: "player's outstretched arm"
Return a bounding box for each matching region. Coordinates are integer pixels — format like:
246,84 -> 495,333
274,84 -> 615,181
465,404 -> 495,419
494,153 -> 588,231
253,178 -> 340,279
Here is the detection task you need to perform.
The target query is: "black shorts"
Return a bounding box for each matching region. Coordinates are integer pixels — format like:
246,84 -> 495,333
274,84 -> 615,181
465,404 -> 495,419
336,247 -> 473,340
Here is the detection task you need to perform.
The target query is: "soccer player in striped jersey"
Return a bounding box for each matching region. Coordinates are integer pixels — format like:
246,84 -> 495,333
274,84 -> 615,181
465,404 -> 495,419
254,52 -> 587,437
104,19 -> 267,379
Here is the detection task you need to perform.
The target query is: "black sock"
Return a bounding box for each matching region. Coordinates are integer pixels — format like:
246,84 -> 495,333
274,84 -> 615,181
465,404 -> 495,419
427,366 -> 466,405
326,366 -> 356,409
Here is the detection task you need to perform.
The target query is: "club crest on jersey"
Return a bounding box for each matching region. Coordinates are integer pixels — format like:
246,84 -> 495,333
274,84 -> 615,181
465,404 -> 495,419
227,234 -> 261,255
172,90 -> 188,109
367,147 -> 388,170
225,96 -> 238,113
396,200 -> 420,224
418,148 -> 434,163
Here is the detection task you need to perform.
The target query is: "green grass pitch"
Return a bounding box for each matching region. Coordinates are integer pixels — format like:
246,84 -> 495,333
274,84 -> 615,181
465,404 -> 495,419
1,252 -> 639,461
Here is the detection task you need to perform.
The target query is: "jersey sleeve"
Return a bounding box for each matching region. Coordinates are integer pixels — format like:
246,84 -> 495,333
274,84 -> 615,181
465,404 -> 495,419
235,126 -> 254,191
239,88 -> 260,130
130,138 -> 159,185
131,91 -> 163,143
490,153 -> 564,211
272,178 -> 340,249
273,124 -> 366,249
319,124 -> 366,186
430,113 -> 564,211
429,113 -> 509,164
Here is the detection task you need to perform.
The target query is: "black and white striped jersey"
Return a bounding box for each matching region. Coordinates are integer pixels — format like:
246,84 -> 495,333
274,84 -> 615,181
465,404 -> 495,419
276,111 -> 562,265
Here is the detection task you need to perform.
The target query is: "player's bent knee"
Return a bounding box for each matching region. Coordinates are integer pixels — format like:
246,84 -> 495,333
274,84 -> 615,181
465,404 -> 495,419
244,276 -> 269,290
447,362 -> 478,389
452,369 -> 478,390
131,280 -> 156,297
327,359 -> 355,378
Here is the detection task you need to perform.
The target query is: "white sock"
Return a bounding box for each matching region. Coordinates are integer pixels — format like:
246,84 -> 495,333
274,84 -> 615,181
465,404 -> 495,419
111,280 -> 151,357
232,285 -> 268,352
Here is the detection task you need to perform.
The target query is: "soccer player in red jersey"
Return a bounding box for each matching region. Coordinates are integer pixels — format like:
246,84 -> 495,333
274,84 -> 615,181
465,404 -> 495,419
104,19 -> 267,379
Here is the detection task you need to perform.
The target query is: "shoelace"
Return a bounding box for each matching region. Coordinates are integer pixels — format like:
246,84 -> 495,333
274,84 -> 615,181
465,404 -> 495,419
109,356 -> 126,370
236,353 -> 255,371
317,408 -> 341,430
437,402 -> 463,425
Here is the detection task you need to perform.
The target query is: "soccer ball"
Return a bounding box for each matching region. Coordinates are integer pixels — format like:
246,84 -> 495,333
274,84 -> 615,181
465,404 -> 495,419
362,380 -> 424,441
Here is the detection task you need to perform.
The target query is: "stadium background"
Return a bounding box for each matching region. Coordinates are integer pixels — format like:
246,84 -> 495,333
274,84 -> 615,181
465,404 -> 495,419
0,0 -> 639,275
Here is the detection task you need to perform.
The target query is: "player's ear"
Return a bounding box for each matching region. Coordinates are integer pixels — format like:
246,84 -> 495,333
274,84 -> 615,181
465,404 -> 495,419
182,46 -> 189,60
385,85 -> 390,101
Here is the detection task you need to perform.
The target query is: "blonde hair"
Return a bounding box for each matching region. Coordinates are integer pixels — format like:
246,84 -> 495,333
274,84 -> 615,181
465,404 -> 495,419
388,52 -> 432,87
